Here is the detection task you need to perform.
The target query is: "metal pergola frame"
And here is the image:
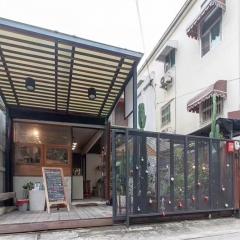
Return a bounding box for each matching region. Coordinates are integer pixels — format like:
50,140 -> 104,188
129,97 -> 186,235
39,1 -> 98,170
0,18 -> 142,194
0,17 -> 142,125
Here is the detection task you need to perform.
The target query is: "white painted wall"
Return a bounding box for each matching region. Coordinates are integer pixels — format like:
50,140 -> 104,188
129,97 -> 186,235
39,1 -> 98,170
138,0 -> 240,134
86,153 -> 102,192
137,74 -> 157,131
13,176 -> 72,204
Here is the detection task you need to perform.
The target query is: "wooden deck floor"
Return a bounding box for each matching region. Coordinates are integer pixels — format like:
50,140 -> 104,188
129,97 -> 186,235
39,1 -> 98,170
0,205 -> 113,234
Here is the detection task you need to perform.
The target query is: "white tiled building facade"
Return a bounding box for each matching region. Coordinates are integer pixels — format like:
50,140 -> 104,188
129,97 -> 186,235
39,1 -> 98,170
138,0 -> 240,135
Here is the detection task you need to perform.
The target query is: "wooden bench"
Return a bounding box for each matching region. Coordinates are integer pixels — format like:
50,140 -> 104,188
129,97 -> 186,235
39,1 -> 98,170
0,192 -> 16,202
0,192 -> 16,215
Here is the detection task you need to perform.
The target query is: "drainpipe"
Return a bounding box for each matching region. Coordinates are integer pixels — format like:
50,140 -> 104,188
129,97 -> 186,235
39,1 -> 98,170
174,66 -> 177,133
133,64 -> 138,129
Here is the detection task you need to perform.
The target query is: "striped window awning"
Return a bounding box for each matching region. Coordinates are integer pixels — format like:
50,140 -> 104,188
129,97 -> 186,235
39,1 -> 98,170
0,18 -> 142,118
186,0 -> 226,39
187,80 -> 227,113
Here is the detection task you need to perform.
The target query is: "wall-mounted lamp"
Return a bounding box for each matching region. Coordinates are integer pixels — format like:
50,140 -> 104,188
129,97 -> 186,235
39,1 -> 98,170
88,87 -> 96,100
25,77 -> 35,91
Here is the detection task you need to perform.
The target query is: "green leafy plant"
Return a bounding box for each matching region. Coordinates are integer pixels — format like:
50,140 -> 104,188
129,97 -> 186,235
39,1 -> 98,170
209,94 -> 223,139
22,181 -> 34,199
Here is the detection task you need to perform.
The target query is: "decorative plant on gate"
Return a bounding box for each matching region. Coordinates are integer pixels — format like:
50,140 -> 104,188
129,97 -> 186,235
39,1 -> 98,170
138,103 -> 146,130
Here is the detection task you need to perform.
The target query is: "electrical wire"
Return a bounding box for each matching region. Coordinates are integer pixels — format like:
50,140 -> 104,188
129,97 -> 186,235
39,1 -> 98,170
135,0 -> 151,78
135,0 -> 157,108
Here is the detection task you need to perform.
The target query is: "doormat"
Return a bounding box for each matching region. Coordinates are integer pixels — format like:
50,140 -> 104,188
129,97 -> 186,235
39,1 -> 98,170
74,203 -> 99,207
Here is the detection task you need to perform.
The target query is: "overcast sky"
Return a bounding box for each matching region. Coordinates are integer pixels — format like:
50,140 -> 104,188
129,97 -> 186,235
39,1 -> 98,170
0,0 -> 186,64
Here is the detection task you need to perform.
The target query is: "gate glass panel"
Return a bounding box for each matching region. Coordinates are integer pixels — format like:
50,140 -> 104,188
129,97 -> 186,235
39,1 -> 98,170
145,137 -> 157,213
112,128 -> 235,223
114,133 -> 126,217
159,138 -> 171,213
173,138 -> 185,211
211,140 -> 221,209
187,139 -> 196,210
219,140 -> 233,208
197,140 -> 210,210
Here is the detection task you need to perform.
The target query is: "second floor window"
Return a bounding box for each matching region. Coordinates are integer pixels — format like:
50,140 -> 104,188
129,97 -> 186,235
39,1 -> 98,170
164,49 -> 175,72
201,8 -> 222,56
200,96 -> 223,123
161,104 -> 171,127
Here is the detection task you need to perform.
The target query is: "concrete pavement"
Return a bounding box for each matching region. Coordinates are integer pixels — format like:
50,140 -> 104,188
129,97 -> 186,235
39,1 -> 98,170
1,218 -> 240,239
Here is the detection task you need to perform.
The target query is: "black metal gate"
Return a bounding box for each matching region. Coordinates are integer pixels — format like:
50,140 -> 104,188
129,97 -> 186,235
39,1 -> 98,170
112,128 -> 235,224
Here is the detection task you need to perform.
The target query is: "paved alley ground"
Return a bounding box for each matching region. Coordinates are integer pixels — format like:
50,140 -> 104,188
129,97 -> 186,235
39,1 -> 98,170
1,217 -> 240,240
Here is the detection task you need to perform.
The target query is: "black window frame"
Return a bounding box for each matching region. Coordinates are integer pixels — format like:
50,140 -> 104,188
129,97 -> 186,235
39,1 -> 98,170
161,103 -> 171,127
164,49 -> 175,72
200,8 -> 222,57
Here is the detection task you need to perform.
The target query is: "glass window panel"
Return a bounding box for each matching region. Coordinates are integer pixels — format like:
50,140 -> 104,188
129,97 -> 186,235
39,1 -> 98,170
161,104 -> 171,127
201,96 -> 223,123
164,49 -> 175,72
14,122 -> 71,145
201,33 -> 210,56
201,9 -> 222,56
211,21 -> 221,48
170,49 -> 175,67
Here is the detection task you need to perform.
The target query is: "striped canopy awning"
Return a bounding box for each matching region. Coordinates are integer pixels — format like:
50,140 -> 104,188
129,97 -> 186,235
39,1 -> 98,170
0,18 -> 142,118
187,80 -> 227,113
186,0 -> 226,39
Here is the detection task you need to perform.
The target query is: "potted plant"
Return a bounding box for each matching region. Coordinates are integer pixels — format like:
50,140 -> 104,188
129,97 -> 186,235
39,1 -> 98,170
22,181 -> 34,199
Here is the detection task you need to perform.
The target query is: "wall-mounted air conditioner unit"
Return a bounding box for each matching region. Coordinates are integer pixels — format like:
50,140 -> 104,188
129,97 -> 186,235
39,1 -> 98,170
161,127 -> 173,133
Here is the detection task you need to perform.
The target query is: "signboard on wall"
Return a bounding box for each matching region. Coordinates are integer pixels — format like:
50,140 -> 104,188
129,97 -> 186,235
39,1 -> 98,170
42,167 -> 69,213
124,77 -> 133,118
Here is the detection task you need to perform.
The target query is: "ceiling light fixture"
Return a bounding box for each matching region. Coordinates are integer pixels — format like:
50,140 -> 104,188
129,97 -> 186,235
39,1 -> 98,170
25,77 -> 35,91
88,87 -> 96,100
72,139 -> 78,151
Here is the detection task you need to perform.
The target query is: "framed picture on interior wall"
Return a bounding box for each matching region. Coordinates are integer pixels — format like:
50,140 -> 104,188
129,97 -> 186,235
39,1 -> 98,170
15,143 -> 42,165
45,145 -> 70,165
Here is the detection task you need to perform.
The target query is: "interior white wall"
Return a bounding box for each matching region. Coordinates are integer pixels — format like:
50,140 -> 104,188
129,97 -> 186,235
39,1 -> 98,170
86,153 -> 102,192
13,176 -> 72,204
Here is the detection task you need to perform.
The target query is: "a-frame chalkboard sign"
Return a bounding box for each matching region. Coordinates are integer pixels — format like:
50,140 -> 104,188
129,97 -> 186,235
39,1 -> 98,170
42,167 -> 70,213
